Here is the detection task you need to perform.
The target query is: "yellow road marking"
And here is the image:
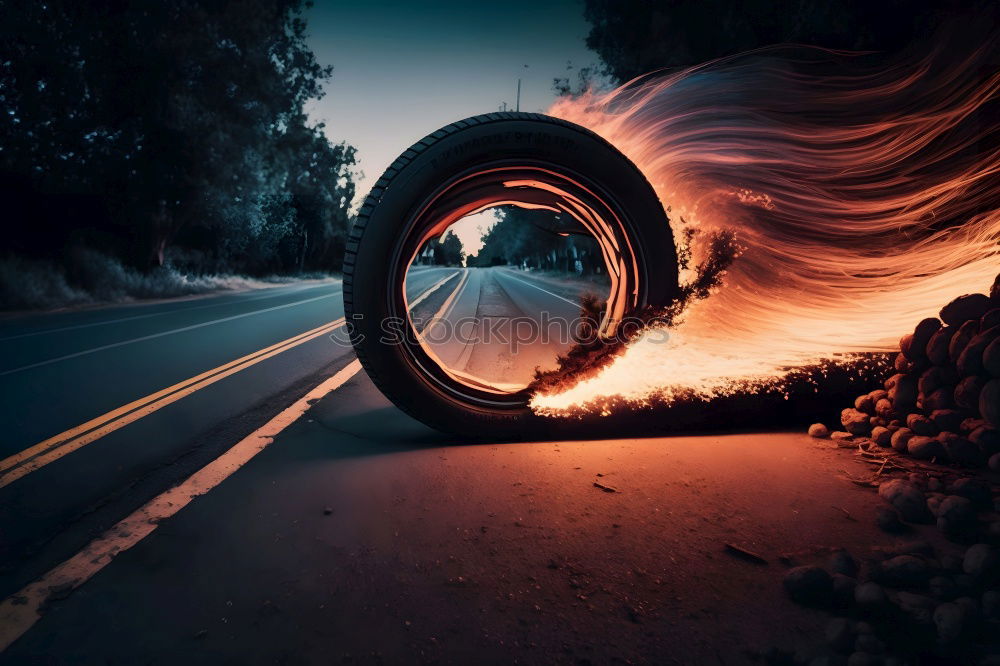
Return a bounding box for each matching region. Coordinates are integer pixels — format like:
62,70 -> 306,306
407,270 -> 459,309
0,319 -> 345,488
0,359 -> 363,653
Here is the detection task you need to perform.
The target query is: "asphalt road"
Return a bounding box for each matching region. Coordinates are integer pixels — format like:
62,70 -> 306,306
0,269 -> 915,663
0,267 -> 594,625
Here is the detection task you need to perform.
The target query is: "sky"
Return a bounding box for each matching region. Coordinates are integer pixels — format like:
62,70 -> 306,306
304,0 -> 597,255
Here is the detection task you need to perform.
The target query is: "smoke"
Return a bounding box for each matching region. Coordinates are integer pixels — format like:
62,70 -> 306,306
532,40 -> 1000,413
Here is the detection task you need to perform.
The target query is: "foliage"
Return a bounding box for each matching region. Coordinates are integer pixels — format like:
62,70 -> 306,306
581,0 -> 992,82
0,0 -> 355,304
418,231 -> 465,267
466,207 -> 604,276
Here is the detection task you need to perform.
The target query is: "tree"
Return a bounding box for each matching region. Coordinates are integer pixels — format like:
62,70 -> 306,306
0,0 -> 356,278
581,0 -> 993,83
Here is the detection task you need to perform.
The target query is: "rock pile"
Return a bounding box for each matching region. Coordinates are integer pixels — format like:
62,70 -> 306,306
810,275 -> 1000,471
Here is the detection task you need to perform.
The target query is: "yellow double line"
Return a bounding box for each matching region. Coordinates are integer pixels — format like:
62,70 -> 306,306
0,318 -> 346,488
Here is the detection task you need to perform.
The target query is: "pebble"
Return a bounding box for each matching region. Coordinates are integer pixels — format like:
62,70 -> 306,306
906,414 -> 938,436
890,428 -> 913,453
940,293 -> 992,326
970,426 -> 999,455
929,575 -> 958,601
854,582 -> 887,611
875,508 -> 906,533
983,590 -> 1000,619
933,602 -> 964,643
876,555 -> 928,587
783,566 -> 833,606
831,431 -> 854,442
894,591 -> 935,624
841,408 -> 872,436
948,478 -> 992,507
935,495 -> 976,540
831,574 -> 857,609
930,409 -> 964,433
981,379 -> 1000,427
878,479 -> 931,523
829,550 -> 858,577
938,432 -> 981,466
870,426 -> 891,448
825,617 -> 854,653
963,544 -> 999,585
808,423 -> 831,438
906,435 -> 945,461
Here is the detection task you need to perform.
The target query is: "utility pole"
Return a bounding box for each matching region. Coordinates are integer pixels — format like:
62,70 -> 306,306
515,78 -> 521,112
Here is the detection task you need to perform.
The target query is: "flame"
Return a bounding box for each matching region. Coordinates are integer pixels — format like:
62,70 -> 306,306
532,44 -> 1000,414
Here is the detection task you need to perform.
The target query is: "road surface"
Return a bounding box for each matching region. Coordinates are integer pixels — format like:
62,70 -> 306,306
0,270 -> 924,663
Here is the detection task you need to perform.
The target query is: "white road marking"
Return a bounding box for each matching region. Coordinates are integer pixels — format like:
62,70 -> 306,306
0,290 -> 342,376
407,269 -> 459,309
0,358 -> 363,653
496,270 -> 582,308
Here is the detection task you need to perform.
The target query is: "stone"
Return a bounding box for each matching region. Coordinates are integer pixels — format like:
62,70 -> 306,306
840,408 -> 872,435
957,326 -> 1000,376
985,308 -> 1000,330
831,431 -> 854,442
875,398 -> 895,420
955,376 -> 987,410
876,507 -> 906,533
919,366 -> 948,396
895,591 -> 935,624
854,394 -> 875,415
825,617 -> 855,653
962,417 -> 987,434
931,410 -> 964,434
963,544 -> 1000,585
870,426 -> 891,448
878,479 -> 931,523
991,452 -> 1000,472
938,433 -> 982,467
829,550 -> 858,577
949,319 -> 980,363
808,423 -> 830,438
985,337 -> 1000,377
993,274 -> 1000,301
884,373 -> 906,390
929,575 -> 958,601
890,428 -> 913,453
949,478 -> 992,507
877,555 -> 929,587
935,495 -> 977,539
926,326 -> 956,365
981,379 -> 1000,427
854,582 -> 888,611
972,427 -> 1000,455
907,435 -> 945,461
889,376 -> 918,409
933,602 -> 965,643
831,574 -> 857,609
923,387 -> 955,412
868,389 -> 888,403
907,413 -> 938,436
983,590 -> 1000,619
911,317 -> 941,357
894,352 -> 911,373
783,566 -> 833,606
847,652 -> 878,666
940,293 -> 992,326
853,634 -> 884,655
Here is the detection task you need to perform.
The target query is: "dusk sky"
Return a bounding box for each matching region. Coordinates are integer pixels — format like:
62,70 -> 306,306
304,0 -> 598,253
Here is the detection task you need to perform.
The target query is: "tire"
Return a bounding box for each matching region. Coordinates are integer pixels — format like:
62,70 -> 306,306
343,112 -> 678,439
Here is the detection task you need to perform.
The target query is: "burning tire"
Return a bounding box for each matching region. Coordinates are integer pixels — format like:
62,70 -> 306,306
343,112 -> 678,438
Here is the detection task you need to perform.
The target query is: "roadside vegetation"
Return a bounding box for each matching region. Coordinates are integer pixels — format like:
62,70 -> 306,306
0,0 -> 356,310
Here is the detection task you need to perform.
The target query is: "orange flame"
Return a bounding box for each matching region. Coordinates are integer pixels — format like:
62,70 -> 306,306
532,44 -> 1000,414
